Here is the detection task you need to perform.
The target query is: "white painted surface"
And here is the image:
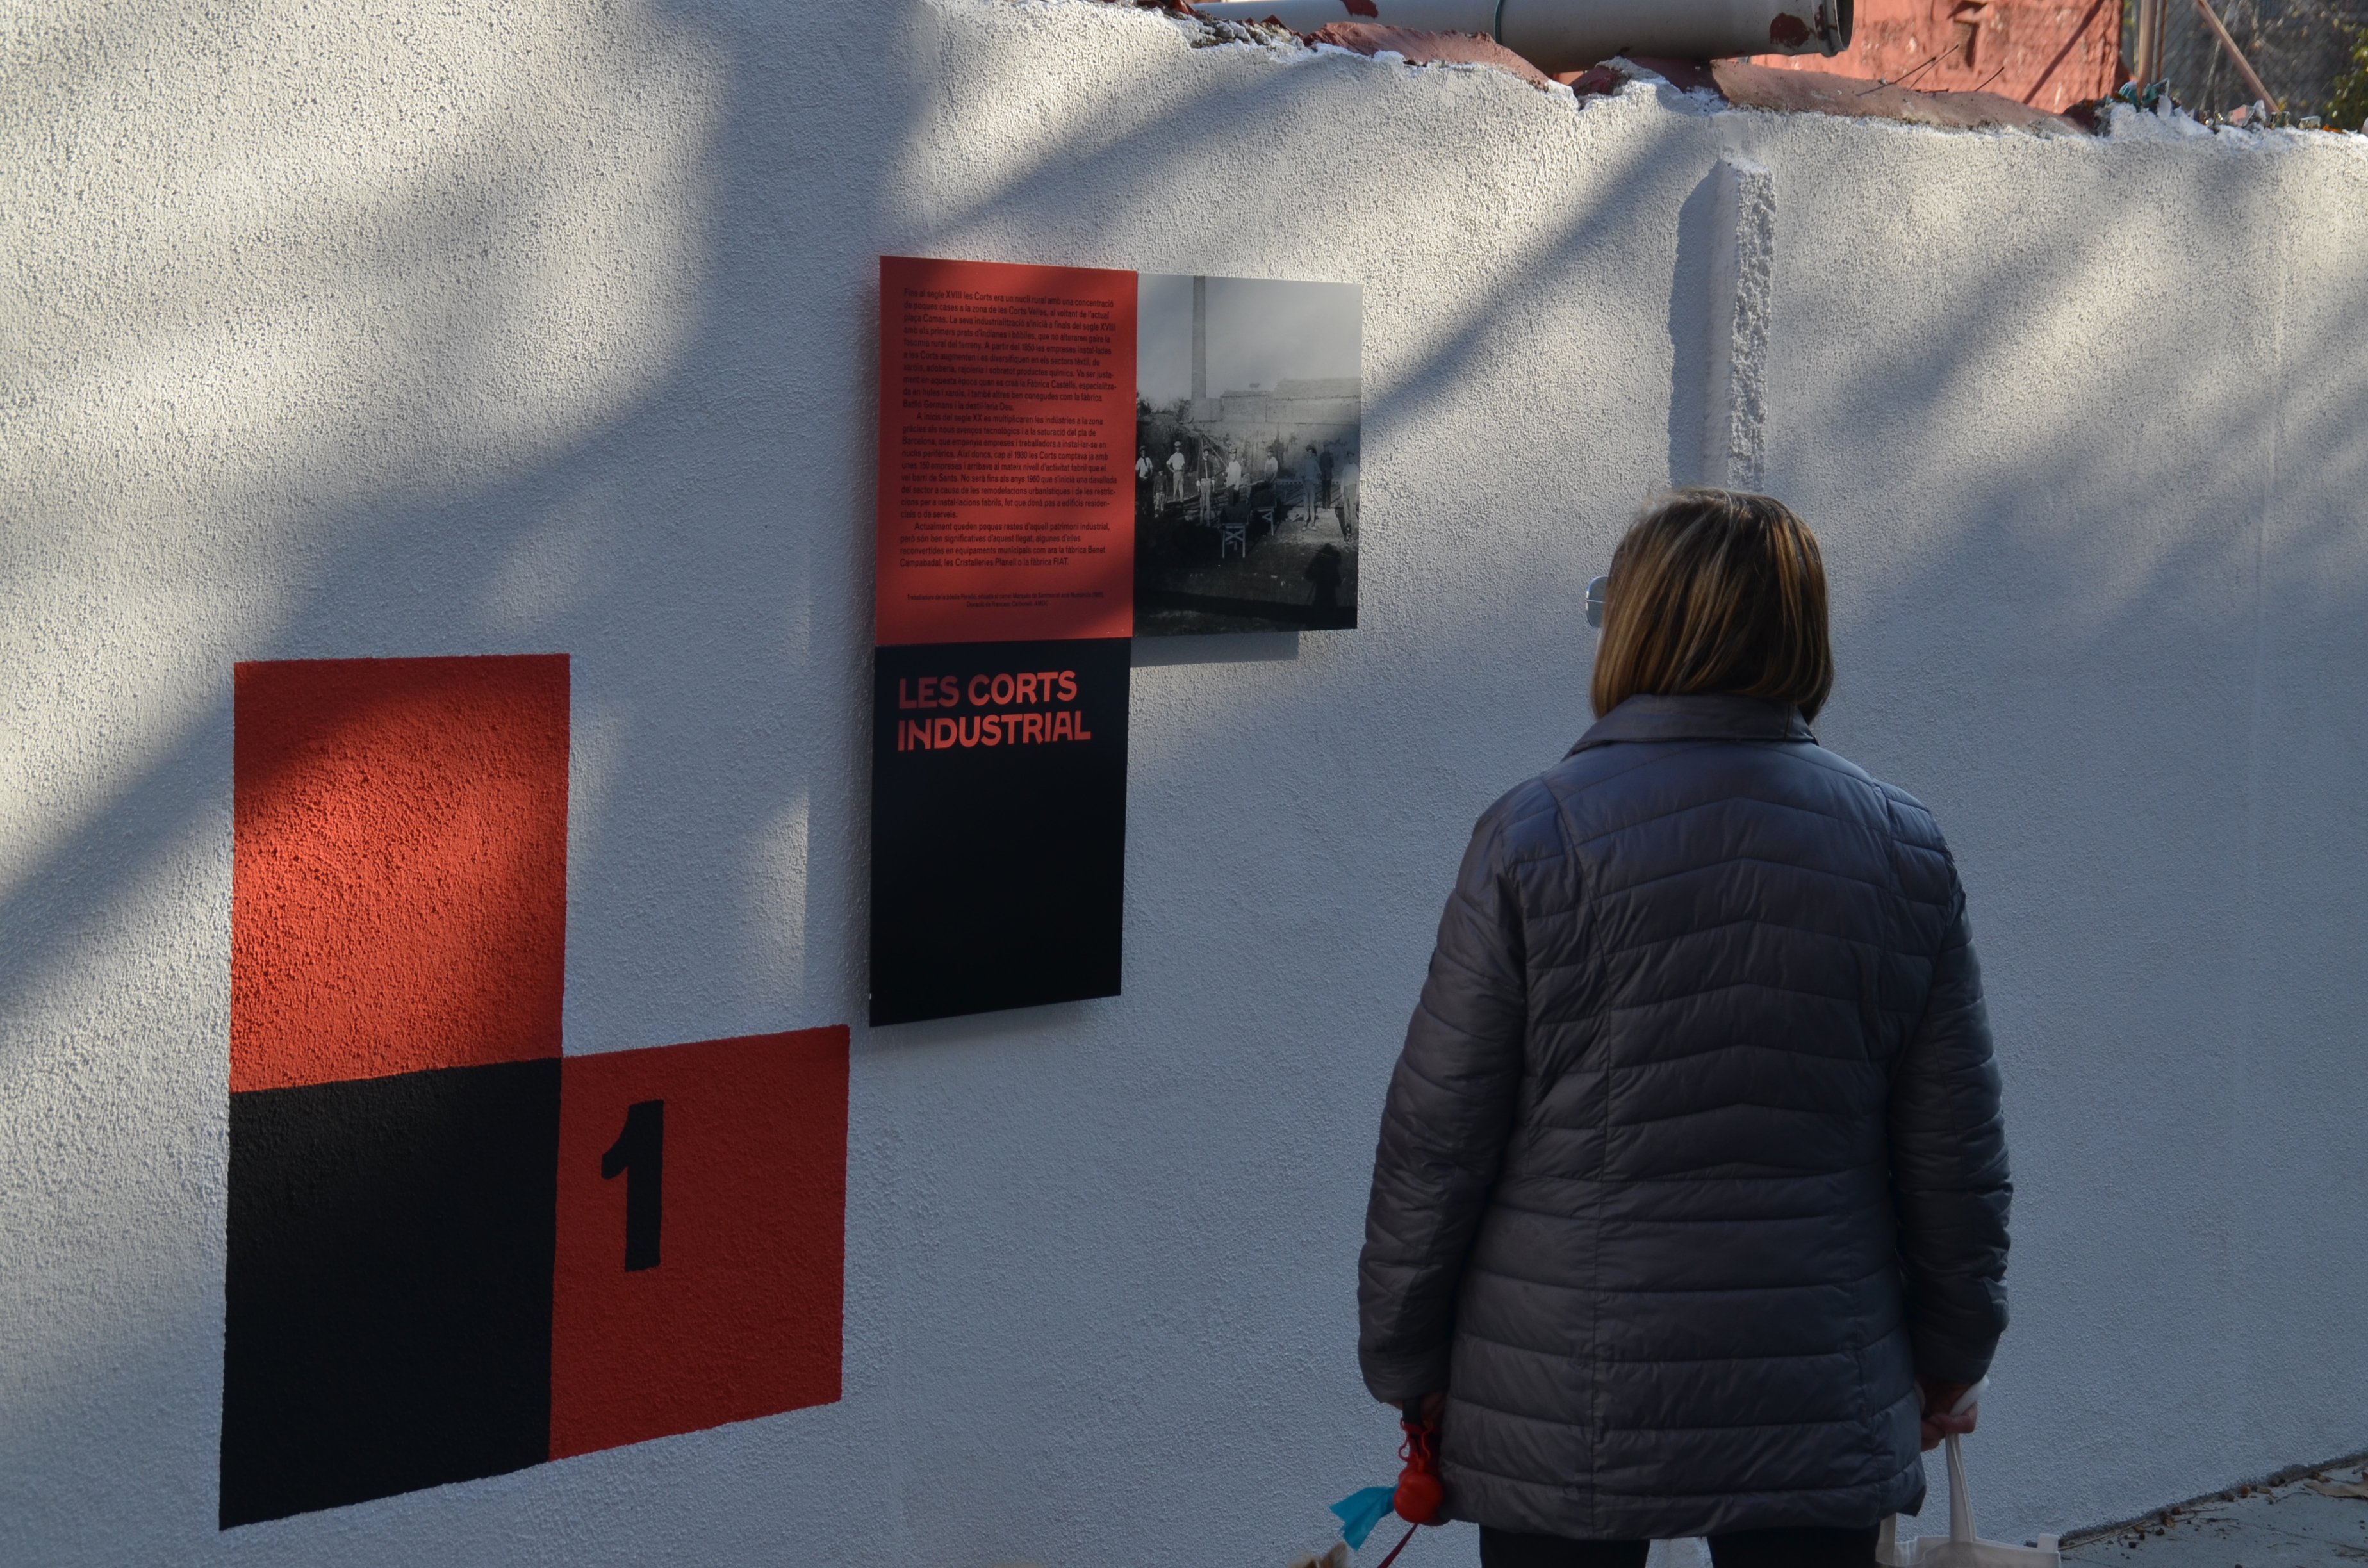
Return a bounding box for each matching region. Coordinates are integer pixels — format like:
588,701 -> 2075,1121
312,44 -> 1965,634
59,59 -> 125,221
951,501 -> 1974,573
4,1 -> 2366,1562
1700,152 -> 1773,488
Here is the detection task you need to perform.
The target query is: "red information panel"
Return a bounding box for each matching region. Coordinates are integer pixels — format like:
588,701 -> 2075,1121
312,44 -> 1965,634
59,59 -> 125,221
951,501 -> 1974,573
231,655 -> 568,1093
548,1027 -> 850,1459
876,255 -> 1136,646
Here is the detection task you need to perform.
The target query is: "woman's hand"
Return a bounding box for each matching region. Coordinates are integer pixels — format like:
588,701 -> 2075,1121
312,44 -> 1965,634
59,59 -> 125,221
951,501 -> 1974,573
1389,1391 -> 1447,1425
1917,1380 -> 1978,1451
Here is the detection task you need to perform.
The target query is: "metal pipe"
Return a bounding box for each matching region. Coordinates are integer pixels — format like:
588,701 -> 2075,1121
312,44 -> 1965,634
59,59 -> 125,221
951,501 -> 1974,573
1190,0 -> 1852,74
2130,0 -> 2163,84
2188,0 -> 2279,110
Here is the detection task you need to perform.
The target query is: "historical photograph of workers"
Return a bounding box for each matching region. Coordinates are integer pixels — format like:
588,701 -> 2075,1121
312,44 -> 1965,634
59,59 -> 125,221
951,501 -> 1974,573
1133,274 -> 1361,635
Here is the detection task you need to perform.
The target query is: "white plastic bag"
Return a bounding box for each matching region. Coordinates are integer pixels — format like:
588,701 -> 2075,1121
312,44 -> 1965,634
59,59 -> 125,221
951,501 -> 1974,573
1877,1432 -> 2059,1567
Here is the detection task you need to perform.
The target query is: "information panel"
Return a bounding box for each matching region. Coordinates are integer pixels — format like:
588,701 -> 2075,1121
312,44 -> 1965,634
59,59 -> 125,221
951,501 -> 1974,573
869,638 -> 1129,1025
876,256 -> 1136,646
868,256 -> 1361,1024
872,257 -> 1138,1025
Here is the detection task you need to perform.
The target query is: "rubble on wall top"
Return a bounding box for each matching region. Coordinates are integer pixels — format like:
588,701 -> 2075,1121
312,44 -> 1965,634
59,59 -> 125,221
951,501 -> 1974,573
1299,21 -> 1552,87
1598,55 -> 2085,134
1178,8 -> 2085,133
1078,0 -> 2367,145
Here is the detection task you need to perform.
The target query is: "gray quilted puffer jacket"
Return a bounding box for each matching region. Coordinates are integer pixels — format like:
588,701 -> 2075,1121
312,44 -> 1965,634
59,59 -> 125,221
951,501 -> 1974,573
1358,693 -> 2010,1541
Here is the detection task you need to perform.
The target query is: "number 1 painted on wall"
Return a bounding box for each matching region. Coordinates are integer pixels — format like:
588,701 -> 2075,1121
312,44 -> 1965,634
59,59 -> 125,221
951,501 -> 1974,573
600,1100 -> 664,1271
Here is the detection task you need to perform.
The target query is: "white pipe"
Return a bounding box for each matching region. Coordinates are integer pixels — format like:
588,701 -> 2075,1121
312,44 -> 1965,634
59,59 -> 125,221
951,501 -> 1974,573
1195,0 -> 1499,33
1191,0 -> 1852,74
2132,0 -> 2165,83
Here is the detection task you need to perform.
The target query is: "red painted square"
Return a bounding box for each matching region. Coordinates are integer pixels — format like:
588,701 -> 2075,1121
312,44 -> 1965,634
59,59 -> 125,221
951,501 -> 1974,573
549,1027 -> 849,1460
231,656 -> 569,1093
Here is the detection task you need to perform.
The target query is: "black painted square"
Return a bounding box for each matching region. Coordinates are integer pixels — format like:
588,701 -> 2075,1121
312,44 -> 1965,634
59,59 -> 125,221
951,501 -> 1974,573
220,1059 -> 561,1528
870,638 -> 1130,1025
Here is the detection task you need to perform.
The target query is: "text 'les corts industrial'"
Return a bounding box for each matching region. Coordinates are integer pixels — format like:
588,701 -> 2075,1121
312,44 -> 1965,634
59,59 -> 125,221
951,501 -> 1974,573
893,669 -> 1091,752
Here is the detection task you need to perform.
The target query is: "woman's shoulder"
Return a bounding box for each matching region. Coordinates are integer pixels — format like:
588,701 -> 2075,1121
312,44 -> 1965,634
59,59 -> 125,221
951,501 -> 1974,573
1784,747 -> 1962,895
1800,746 -> 1952,851
1461,772 -> 1577,870
1524,731 -> 1955,854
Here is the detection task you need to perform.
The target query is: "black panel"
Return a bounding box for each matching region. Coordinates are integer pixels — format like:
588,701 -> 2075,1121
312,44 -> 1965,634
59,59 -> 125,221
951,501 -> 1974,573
220,1059 -> 561,1527
870,638 -> 1130,1025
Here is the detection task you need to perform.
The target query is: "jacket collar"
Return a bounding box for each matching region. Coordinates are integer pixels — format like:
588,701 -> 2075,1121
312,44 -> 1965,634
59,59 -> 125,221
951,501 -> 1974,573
1568,693 -> 1814,755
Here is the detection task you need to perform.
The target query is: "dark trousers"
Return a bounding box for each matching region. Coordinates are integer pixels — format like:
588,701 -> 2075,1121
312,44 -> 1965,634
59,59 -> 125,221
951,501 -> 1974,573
1479,1524 -> 1880,1568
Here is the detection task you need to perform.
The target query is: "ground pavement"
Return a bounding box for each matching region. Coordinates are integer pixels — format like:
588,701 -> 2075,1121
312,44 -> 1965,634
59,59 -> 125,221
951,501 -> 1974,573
2060,1464 -> 2368,1565
1624,1465 -> 2368,1565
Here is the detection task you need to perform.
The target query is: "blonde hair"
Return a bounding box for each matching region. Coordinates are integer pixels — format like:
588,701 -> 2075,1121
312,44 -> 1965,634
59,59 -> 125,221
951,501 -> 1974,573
1590,489 -> 1834,721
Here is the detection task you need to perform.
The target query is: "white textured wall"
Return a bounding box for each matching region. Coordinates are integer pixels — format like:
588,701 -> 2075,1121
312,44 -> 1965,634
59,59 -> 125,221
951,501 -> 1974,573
4,1 -> 2366,1562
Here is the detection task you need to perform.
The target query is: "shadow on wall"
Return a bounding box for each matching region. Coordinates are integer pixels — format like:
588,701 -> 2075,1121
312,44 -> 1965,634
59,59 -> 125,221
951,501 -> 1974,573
1,0 -> 840,1058
4,0 -> 2368,1561
0,0 -> 909,1555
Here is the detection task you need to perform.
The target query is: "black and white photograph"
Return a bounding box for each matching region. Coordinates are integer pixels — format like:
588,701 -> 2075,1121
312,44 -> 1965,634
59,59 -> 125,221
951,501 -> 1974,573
1133,274 -> 1361,635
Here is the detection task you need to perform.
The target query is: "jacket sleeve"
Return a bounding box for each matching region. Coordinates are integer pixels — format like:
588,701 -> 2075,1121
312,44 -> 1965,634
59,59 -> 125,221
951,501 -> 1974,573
1357,799 -> 1532,1403
1889,874 -> 2013,1386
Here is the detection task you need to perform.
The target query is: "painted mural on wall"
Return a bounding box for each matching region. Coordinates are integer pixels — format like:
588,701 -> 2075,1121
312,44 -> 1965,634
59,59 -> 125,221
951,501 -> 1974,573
222,654 -> 848,1528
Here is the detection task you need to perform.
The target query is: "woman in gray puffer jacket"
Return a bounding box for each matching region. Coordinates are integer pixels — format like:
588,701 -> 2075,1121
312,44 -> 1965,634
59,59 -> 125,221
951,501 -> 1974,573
1358,491 -> 2010,1568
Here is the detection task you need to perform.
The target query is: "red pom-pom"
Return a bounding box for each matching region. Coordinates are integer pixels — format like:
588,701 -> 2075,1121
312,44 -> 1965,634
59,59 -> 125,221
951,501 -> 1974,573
1394,1469 -> 1445,1524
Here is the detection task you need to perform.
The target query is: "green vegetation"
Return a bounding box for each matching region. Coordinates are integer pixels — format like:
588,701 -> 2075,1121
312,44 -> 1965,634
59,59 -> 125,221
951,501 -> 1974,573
2325,24 -> 2368,129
